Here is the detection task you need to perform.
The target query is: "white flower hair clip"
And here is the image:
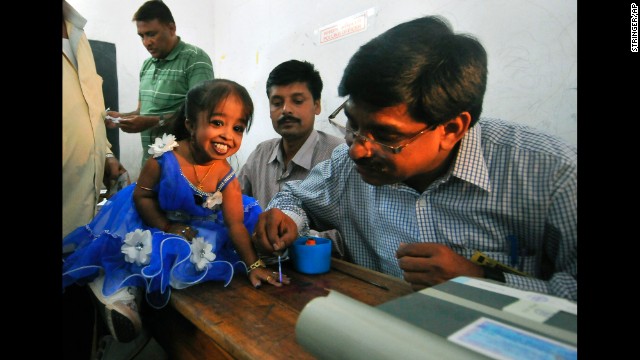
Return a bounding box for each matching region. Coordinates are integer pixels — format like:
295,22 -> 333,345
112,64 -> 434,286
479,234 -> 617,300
121,229 -> 153,266
203,191 -> 223,210
148,133 -> 179,158
190,237 -> 216,271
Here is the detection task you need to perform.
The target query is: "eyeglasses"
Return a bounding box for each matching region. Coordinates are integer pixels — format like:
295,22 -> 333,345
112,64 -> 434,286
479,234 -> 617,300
328,99 -> 436,154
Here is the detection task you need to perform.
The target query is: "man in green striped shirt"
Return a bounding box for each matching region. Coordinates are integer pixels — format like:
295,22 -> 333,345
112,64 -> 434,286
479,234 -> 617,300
106,0 -> 214,166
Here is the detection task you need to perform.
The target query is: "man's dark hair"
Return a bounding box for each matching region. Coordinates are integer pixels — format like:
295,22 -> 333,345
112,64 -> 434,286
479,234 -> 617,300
133,0 -> 175,24
338,15 -> 488,127
266,60 -> 323,101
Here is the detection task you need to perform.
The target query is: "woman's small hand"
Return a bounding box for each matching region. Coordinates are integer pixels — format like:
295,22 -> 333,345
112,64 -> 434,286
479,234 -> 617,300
249,267 -> 290,288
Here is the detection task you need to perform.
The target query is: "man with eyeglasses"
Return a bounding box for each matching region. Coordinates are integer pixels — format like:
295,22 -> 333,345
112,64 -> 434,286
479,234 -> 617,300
251,16 -> 577,301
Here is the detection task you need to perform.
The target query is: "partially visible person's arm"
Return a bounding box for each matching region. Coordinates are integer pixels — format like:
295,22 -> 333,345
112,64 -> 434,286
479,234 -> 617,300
397,161 -> 578,301
254,146 -> 348,255
222,178 -> 289,287
105,101 -> 141,130
501,160 -> 577,301
396,243 -> 484,291
103,152 -> 126,188
107,101 -> 161,133
535,162 -> 577,300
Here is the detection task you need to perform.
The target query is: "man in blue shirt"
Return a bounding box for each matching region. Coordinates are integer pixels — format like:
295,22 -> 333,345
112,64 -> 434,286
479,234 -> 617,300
251,16 -> 577,301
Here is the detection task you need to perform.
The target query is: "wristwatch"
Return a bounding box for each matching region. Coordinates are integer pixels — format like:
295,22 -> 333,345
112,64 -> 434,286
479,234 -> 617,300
482,266 -> 506,283
158,114 -> 166,127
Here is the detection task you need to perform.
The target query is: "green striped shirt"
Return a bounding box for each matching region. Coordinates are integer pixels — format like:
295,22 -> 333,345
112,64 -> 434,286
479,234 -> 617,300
138,38 -> 214,164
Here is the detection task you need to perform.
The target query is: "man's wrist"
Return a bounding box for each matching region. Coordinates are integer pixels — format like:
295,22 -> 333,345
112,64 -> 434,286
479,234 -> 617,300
158,114 -> 166,127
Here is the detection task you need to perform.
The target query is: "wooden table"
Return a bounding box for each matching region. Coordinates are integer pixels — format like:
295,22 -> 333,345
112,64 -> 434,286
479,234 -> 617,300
145,258 -> 413,359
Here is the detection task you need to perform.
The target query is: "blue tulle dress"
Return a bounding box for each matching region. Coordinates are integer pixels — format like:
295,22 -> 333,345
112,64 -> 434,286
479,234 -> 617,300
62,150 -> 262,308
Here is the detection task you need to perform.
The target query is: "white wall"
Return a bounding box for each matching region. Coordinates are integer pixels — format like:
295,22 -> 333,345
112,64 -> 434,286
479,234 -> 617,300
69,0 -> 577,182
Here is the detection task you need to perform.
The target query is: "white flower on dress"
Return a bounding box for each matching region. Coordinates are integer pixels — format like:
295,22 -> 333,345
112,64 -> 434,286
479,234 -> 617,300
202,191 -> 223,210
121,229 -> 153,266
190,236 -> 216,271
148,133 -> 179,158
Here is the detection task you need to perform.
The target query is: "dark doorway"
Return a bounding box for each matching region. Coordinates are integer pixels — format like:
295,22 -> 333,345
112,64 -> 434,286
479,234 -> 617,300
89,40 -> 120,159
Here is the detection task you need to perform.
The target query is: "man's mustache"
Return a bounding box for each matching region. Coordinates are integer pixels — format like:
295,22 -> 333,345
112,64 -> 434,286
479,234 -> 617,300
277,115 -> 300,125
353,157 -> 378,168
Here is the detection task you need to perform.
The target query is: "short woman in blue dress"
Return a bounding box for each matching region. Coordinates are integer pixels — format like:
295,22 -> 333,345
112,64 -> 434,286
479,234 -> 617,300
63,80 -> 290,340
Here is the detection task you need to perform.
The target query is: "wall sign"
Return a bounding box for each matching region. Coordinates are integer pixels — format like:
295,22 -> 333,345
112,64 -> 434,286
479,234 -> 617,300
317,8 -> 376,45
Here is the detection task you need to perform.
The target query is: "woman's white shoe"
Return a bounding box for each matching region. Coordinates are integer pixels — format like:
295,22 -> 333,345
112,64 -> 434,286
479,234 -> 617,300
87,275 -> 142,343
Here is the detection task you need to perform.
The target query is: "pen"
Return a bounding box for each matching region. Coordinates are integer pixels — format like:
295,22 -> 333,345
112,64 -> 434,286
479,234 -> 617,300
278,254 -> 282,283
507,235 -> 518,268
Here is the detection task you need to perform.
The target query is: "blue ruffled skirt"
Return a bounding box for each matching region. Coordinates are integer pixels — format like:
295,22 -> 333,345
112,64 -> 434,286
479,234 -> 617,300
62,184 -> 261,308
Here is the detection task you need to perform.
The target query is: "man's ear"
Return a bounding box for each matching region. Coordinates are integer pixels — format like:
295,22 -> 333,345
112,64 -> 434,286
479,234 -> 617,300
440,112 -> 471,151
314,99 -> 321,115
